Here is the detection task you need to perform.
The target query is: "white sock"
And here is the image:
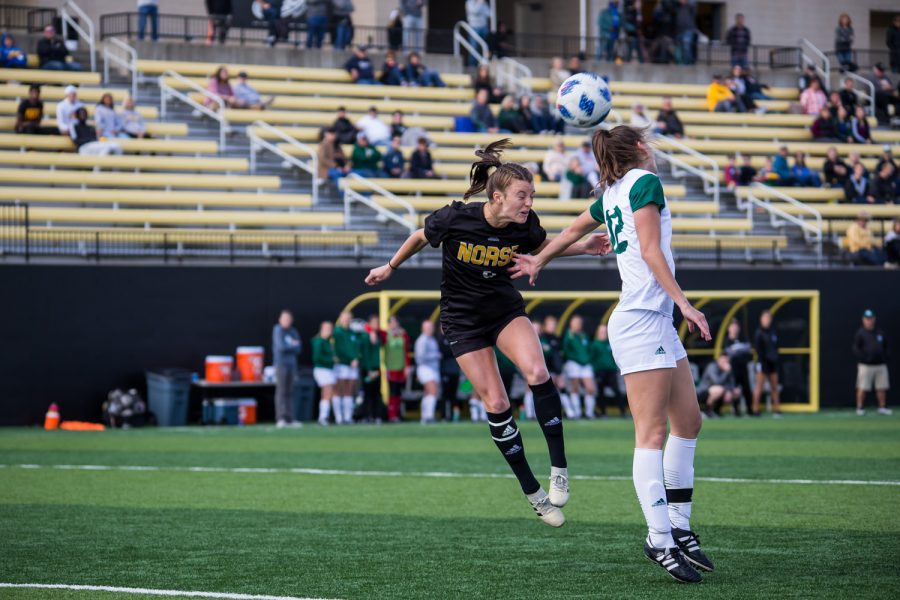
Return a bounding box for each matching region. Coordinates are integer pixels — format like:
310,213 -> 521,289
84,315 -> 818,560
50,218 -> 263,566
560,393 -> 577,419
318,399 -> 331,424
523,390 -> 535,420
663,435 -> 697,531
633,448 -> 675,548
331,397 -> 344,424
571,394 -> 583,419
469,398 -> 481,422
421,394 -> 436,422
584,395 -> 596,418
342,396 -> 354,423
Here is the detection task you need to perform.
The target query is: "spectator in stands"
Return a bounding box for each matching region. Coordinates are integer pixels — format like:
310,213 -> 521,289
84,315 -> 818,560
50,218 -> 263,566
272,309 -> 300,428
489,21 -> 515,59
707,74 -> 741,112
379,52 -> 404,86
737,154 -> 757,185
95,93 -> 126,139
205,0 -> 232,45
824,147 -> 850,188
889,15 -> 900,75
854,309 -> 892,414
629,101 -> 652,129
798,63 -> 826,94
730,65 -> 760,112
654,96 -> 684,137
409,137 -> 435,179
55,85 -> 83,136
548,56 -> 571,90
811,107 -> 838,141
871,162 -> 898,204
723,319 -> 753,414
848,152 -> 868,177
741,67 -> 772,101
564,157 -> 592,199
800,78 -> 828,116
597,1 -> 621,62
850,105 -> 873,144
845,163 -> 874,204
15,85 -> 55,135
567,55 -> 583,75
400,0 -> 426,53
885,217 -> 900,266
531,95 -> 563,133
345,45 -> 377,85
869,63 -> 900,124
834,105 -> 852,142
725,12 -> 751,68
350,133 -> 383,177
835,13 -> 854,71
137,0 -> 159,42
876,146 -> 897,174
844,212 -> 883,265
317,127 -> 349,183
470,88 -> 498,133
402,52 -> 445,87
791,152 -> 822,187
465,0 -> 491,66
255,0 -> 283,47
674,0 -> 696,65
1,33 -> 27,68
205,67 -> 242,109
828,90 -> 843,115
516,96 -> 535,133
119,96 -> 150,139
543,138 -> 568,182
647,1 -> 674,64
772,146 -> 793,186
37,25 -> 81,71
621,0 -> 644,63
70,107 -> 123,156
575,140 -> 600,187
390,110 -> 407,139
723,155 -> 739,190
233,71 -> 273,110
387,9 -> 403,51
473,65 -> 502,103
331,106 -> 358,144
498,95 -> 526,133
332,0 -> 355,51
757,156 -> 780,184
382,134 -> 405,178
697,355 -> 741,418
839,77 -> 859,112
356,106 -> 391,147
305,0 -> 328,49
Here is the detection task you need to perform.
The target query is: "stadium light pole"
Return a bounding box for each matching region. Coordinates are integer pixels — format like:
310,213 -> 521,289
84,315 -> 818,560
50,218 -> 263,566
579,0 -> 586,52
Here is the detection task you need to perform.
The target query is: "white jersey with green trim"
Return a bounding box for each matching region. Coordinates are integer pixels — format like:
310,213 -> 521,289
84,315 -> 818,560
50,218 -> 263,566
589,168 -> 675,317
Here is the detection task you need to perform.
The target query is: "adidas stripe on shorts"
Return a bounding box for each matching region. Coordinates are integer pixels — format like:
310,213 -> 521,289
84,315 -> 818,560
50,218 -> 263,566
607,309 -> 687,375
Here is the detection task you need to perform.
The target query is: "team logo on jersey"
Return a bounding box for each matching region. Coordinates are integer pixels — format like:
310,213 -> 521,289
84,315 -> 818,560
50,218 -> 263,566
482,271 -> 496,279
604,206 -> 628,254
457,242 -> 519,267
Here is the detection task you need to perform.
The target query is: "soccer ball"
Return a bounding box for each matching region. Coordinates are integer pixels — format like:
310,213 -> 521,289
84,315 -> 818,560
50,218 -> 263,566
555,72 -> 613,128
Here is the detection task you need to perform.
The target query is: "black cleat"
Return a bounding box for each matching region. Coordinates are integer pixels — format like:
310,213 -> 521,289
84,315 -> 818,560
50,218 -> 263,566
672,527 -> 715,572
643,541 -> 702,583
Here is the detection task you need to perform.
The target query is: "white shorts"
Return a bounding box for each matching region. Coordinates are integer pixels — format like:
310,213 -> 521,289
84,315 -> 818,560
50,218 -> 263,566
313,367 -> 337,387
333,363 -> 357,381
564,360 -> 594,380
416,365 -> 439,385
857,364 -> 890,391
607,309 -> 687,375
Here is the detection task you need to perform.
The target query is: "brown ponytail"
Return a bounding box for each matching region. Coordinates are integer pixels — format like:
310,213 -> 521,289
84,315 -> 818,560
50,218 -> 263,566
591,125 -> 650,188
463,138 -> 533,201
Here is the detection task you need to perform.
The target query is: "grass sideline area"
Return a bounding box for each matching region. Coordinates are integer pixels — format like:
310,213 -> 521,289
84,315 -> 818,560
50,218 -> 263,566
1,412 -> 898,599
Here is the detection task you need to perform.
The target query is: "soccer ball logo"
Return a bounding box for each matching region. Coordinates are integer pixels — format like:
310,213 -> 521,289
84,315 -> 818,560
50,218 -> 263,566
556,72 -> 613,128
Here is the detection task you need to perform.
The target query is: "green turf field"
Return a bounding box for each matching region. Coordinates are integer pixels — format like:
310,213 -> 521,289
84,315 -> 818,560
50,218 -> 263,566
1,412 -> 899,600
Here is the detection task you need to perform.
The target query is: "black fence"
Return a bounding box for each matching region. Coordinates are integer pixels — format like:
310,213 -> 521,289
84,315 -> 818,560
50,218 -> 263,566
824,49 -> 891,72
0,4 -> 57,33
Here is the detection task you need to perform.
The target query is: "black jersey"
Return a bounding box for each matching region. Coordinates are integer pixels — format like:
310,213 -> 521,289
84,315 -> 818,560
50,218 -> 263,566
423,201 -> 546,332
540,332 -> 564,374
754,327 -> 779,364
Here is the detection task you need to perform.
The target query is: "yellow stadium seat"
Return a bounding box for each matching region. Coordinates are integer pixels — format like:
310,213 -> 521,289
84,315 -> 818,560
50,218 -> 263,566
0,118 -> 186,137
0,169 -> 279,189
28,207 -> 344,227
0,133 -> 217,154
656,138 -> 899,157
735,186 -> 844,202
670,234 -> 787,249
0,186 -> 309,208
0,68 -> 100,85
0,100 -> 157,119
0,84 -> 130,103
0,151 -> 244,172
6,226 -> 379,246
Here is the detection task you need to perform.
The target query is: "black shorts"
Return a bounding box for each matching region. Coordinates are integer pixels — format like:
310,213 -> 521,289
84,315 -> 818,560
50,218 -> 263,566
442,308 -> 529,359
758,359 -> 779,375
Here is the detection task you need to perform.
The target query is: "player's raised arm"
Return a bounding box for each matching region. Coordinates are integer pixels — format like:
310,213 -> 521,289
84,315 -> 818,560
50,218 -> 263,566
364,228 -> 428,286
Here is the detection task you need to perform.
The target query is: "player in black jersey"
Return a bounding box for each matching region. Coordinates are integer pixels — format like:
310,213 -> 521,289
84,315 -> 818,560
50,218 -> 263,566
365,139 -> 611,526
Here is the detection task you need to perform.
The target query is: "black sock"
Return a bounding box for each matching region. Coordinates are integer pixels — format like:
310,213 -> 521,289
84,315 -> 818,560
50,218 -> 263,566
530,378 -> 567,469
487,408 -> 540,495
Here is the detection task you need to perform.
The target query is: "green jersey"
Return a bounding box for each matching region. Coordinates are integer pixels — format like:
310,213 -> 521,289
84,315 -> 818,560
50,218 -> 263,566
311,335 -> 336,369
358,332 -> 382,372
590,339 -> 617,372
333,325 -> 360,364
563,331 -> 591,365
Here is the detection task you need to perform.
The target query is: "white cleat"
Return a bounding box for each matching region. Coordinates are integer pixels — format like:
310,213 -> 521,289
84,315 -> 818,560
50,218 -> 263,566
527,488 -> 566,527
877,407 -> 893,416
549,467 -> 569,507
856,408 -> 866,416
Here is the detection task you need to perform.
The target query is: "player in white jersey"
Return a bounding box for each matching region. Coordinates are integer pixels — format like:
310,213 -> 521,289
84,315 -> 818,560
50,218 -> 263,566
510,126 -> 714,583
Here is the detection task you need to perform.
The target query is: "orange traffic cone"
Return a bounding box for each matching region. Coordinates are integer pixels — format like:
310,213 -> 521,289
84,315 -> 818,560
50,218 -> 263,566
44,403 -> 60,430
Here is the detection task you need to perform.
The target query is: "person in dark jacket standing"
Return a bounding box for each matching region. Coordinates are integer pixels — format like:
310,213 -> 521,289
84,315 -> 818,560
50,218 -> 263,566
359,315 -> 384,423
306,0 -> 329,49
205,0 -> 233,45
409,137 -> 436,178
751,310 -> 781,417
724,13 -> 751,68
272,309 -> 302,428
853,309 -> 892,415
37,25 -> 82,70
723,319 -> 752,415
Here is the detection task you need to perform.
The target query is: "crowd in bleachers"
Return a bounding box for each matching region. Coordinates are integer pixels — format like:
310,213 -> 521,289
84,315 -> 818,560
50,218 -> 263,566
0,26 -> 82,71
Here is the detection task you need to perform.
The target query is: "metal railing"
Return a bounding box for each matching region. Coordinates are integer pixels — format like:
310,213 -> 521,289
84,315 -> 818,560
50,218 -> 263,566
453,21 -> 489,66
824,48 -> 890,73
495,57 -> 532,98
339,173 -> 416,233
103,37 -> 138,100
60,0 -> 96,72
247,121 -> 319,206
158,70 -> 228,151
841,70 -> 876,118
800,38 -> 831,90
742,183 -> 823,265
0,5 -> 56,32
652,134 -> 720,210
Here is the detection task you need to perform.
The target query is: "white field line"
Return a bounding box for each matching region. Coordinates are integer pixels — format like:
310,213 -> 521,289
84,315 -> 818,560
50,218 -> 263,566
0,582 -> 339,600
1,463 -> 899,487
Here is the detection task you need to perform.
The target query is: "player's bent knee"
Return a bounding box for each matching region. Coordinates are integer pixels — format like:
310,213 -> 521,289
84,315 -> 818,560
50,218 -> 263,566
482,393 -> 510,414
524,364 -> 550,386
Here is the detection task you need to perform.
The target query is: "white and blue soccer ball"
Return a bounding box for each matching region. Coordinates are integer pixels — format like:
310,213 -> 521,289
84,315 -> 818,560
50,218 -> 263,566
555,72 -> 613,128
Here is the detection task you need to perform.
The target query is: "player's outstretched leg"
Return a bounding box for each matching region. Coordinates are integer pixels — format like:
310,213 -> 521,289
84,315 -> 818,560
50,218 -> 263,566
530,378 -> 569,507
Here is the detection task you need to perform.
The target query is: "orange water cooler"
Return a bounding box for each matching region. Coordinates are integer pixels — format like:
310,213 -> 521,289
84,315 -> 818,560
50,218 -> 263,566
235,346 -> 264,382
205,356 -> 233,382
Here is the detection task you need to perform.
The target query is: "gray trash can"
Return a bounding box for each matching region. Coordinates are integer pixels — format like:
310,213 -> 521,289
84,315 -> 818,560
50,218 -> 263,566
146,369 -> 193,426
292,368 -> 317,422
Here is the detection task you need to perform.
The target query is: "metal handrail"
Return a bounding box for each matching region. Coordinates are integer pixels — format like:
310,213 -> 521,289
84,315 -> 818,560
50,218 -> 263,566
158,70 -> 227,151
60,0 -> 96,72
453,20 -> 489,66
495,57 -> 532,98
247,121 -> 319,206
841,70 -> 876,118
339,173 -> 416,233
744,182 -> 822,264
800,38 -> 831,90
653,134 -> 720,209
103,37 -> 138,100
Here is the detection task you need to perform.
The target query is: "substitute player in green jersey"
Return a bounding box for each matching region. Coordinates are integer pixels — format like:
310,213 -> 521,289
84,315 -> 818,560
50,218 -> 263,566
510,126 -> 714,583
311,321 -> 338,426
